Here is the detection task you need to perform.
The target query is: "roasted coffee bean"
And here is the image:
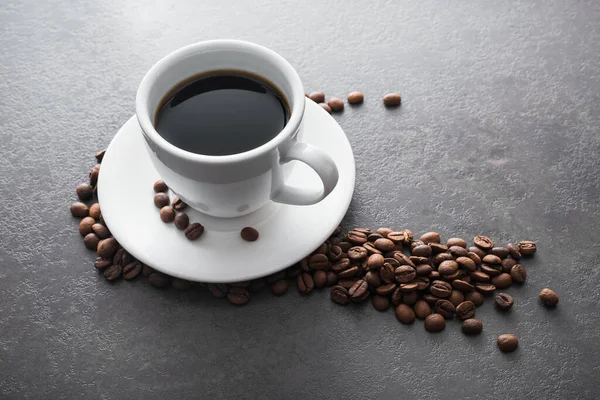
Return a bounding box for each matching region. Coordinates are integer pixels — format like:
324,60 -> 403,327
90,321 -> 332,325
491,273 -> 512,289
348,246 -> 368,260
104,265 -> 122,281
375,227 -> 392,237
491,247 -> 509,259
375,283 -> 397,296
362,242 -> 382,255
468,246 -> 487,259
483,254 -> 502,265
319,103 -> 332,113
160,206 -> 175,222
185,223 -> 205,240
153,179 -> 168,193
447,238 -> 467,248
309,254 -> 330,270
338,266 -> 359,279
430,280 -> 452,298
174,212 -> 189,230
448,290 -> 465,307
171,196 -> 187,211
422,293 -> 441,305
366,254 -> 385,270
391,287 -> 403,305
420,232 -> 440,244
367,233 -> 384,242
94,257 -> 111,270
402,291 -> 418,305
465,291 -> 485,307
71,202 -> 89,218
452,279 -> 474,292
449,246 -> 468,258
239,227 -> 258,242
415,264 -> 433,277
395,304 -> 415,324
92,223 -> 110,239
349,280 -> 369,302
380,263 -> 396,283
539,288 -> 559,306
338,241 -> 352,252
111,248 -> 129,266
506,243 -> 522,260
399,282 -> 418,292
455,257 -> 476,272
227,287 -> 250,305
414,300 -> 431,320
429,271 -> 441,280
123,261 -> 142,280
140,264 -> 154,278
372,295 -> 390,311
271,279 -> 289,296
326,271 -> 338,286
88,203 -> 101,220
327,97 -> 344,112
97,238 -> 118,257
455,301 -> 476,320
412,245 -> 432,258
481,264 -> 502,277
432,254 -> 452,267
76,183 -> 94,201
300,258 -> 311,272
443,270 -> 461,281
374,238 -> 395,252
510,264 -> 527,283
410,256 -> 429,265
518,240 -> 537,256
435,299 -> 456,319
89,167 -> 99,186
331,258 -> 351,273
467,252 -> 482,267
495,293 -> 514,310
429,243 -> 448,254
154,193 -> 170,209
207,283 -> 228,298
309,91 -> 325,103
497,334 -> 519,352
79,217 -> 95,236
328,245 -> 343,261
297,273 -> 314,295
462,319 -> 483,335
329,236 -> 341,245
313,243 -> 328,255
411,240 -> 425,249
313,270 -> 327,288
95,149 -> 106,163
393,253 -> 415,267
171,278 -> 192,290
330,285 -> 350,304
414,277 -> 430,291
475,283 -> 496,295
365,271 -> 382,288
470,271 -> 490,283
388,230 -> 412,244
425,314 -> 446,332
149,272 -> 170,288
383,93 -> 401,107
474,235 -> 494,250
438,260 -> 459,276
394,265 -> 416,283
502,257 -> 517,273
353,228 -> 372,234
347,231 -> 368,245
347,92 -> 364,104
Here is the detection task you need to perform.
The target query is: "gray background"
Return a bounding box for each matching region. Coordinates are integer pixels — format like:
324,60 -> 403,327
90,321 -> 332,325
1,0 -> 599,399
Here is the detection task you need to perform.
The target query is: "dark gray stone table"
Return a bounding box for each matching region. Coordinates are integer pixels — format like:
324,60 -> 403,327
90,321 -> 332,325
1,1 -> 599,399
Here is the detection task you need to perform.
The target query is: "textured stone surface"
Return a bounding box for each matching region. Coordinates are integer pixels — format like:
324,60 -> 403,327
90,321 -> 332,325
1,0 -> 600,399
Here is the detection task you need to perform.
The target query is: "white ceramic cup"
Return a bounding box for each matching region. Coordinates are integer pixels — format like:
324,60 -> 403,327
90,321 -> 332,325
136,40 -> 339,218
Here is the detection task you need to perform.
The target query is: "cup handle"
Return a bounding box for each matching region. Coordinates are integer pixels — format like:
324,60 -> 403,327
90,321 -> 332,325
271,142 -> 339,205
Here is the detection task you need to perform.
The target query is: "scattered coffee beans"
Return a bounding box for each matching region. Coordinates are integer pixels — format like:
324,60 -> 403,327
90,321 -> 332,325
424,314 -> 446,332
83,233 -> 100,250
497,334 -> 519,352
395,304 -> 415,324
319,103 -> 332,113
171,196 -> 187,211
456,301 -> 476,320
462,319 -> 483,335
97,238 -> 118,257
347,92 -> 364,104
153,179 -> 168,193
184,223 -> 204,241
330,285 -> 350,305
149,272 -> 170,288
227,287 -> 250,305
309,92 -> 325,103
510,264 -> 527,283
327,97 -> 344,112
174,212 -> 190,230
160,206 -> 175,223
539,288 -> 559,306
518,240 -> 537,256
241,227 -> 259,242
104,264 -> 122,281
79,217 -> 95,236
495,293 -> 514,310
383,93 -> 401,107
71,202 -> 89,218
154,193 -> 170,209
76,183 -> 94,201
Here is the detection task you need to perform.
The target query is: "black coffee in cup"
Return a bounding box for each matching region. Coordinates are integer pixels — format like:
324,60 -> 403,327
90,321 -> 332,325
154,70 -> 290,156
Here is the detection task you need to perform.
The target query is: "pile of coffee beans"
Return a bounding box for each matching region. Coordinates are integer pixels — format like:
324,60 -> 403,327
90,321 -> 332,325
306,91 -> 401,114
71,150 -> 558,352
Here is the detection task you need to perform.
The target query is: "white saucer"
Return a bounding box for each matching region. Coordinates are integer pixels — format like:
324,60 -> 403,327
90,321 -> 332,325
98,100 -> 355,283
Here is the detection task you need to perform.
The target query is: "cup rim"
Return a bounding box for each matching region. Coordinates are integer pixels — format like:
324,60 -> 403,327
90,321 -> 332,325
135,39 -> 305,164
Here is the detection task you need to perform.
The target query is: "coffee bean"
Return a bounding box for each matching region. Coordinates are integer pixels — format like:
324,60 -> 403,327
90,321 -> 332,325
148,272 -> 170,288
375,283 -> 397,296
185,223 -> 205,241
455,257 -> 476,272
338,241 -> 352,252
419,232 -> 440,244
481,264 -> 502,277
367,233 -> 384,242
410,256 -> 429,265
387,287 -> 402,305
103,265 -> 122,281
297,273 -> 315,295
271,279 -> 289,296
470,271 -> 490,283
413,277 -> 429,291
412,245 -> 432,258
330,285 -> 350,305
438,260 -> 459,275
347,92 -> 364,104
448,246 -> 468,258
495,293 -> 514,310
497,334 -> 518,352
435,299 -> 456,319
429,243 -> 448,254
76,183 -> 94,201
468,246 -> 487,259
374,238 -> 395,252
313,270 -> 327,288
491,273 -> 512,289
474,235 -> 494,250
338,266 -> 359,279
380,262 -> 396,283
539,288 -> 559,306
89,167 -> 99,187
462,319 -> 483,335
78,217 -> 95,236
394,265 -> 416,283
319,103 -> 332,113
422,293 -> 441,305
433,253 -> 454,266
518,240 -> 537,256
424,314 -> 446,332
348,246 -> 368,260
442,270 -> 461,281
171,196 -> 187,211
153,180 -> 168,193
365,270 -> 382,288
388,230 -> 413,244
475,283 -> 496,295
430,280 -> 452,298
309,253 -> 330,270
94,257 -> 111,270
328,245 -> 343,261
349,280 -> 369,302
89,203 -> 101,219
411,300 -> 430,320
383,93 -> 401,107
71,202 -> 89,218
207,283 -> 228,298
483,254 -> 502,265
395,304 -> 415,324
91,223 -> 110,239
362,242 -> 382,255
415,264 -> 433,277
510,264 -> 527,283
448,290 -> 465,307
326,271 -> 338,286
331,258 -> 351,273
160,206 -> 175,222
502,257 -> 517,273
153,193 -> 170,209
97,238 -> 118,257
112,248 -> 126,265
429,271 -> 441,280
372,295 -> 390,311
300,258 -> 311,272
455,301 -> 476,320
95,149 -> 106,163
393,253 -> 415,268
467,252 -> 482,267
123,261 -> 142,280
329,236 -> 341,245
452,279 -> 474,292
285,265 -> 302,279
447,238 -> 467,248
327,97 -> 344,112
411,240 -> 425,249
142,264 -> 154,277
506,243 -> 522,260
174,212 -> 189,230
401,290 -> 419,306
491,247 -> 509,259
309,91 -> 325,103
338,279 -> 356,290
227,287 -> 250,305
347,231 -> 368,245
465,291 -> 485,307
366,254 -> 385,270
171,278 -> 192,290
